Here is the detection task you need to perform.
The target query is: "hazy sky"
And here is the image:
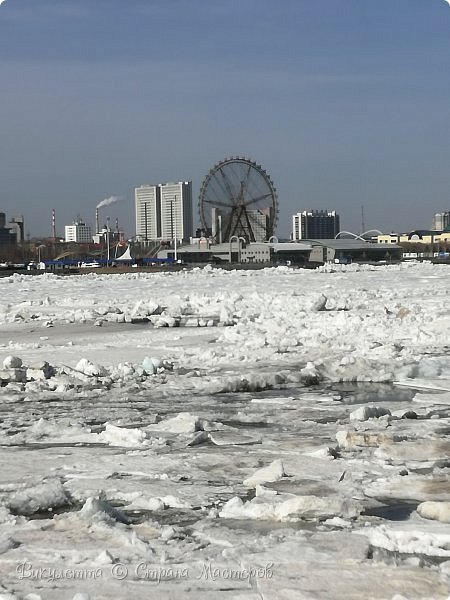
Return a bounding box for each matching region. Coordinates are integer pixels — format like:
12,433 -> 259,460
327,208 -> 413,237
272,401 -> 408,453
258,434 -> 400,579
1,0 -> 450,239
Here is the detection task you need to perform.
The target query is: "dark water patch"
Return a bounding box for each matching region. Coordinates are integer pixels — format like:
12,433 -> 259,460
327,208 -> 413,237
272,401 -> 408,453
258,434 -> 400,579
15,501 -> 83,520
221,419 -> 271,429
212,383 -> 417,409
305,415 -> 340,424
106,471 -> 134,480
363,502 -> 418,521
327,383 -> 417,405
2,441 -> 111,450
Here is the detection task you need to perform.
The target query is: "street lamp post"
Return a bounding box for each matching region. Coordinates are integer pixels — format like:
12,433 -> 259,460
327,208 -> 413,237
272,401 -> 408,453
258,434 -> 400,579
36,244 -> 46,264
229,235 -> 245,264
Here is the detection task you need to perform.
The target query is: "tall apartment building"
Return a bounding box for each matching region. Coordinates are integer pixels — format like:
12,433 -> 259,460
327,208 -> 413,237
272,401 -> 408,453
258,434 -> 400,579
292,210 -> 340,240
65,219 -> 92,243
135,181 -> 193,242
433,211 -> 450,231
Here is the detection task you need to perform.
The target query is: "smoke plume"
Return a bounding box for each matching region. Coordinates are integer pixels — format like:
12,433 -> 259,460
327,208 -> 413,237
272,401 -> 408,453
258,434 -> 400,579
96,195 -> 123,209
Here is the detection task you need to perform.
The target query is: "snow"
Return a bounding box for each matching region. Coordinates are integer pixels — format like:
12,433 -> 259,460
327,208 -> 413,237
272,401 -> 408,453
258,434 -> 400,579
97,424 -> 149,448
357,521 -> 450,558
79,497 -> 130,524
243,459 -> 286,488
219,494 -> 361,522
349,405 -> 391,421
0,263 -> 449,598
417,501 -> 450,524
152,412 -> 201,434
3,356 -> 22,369
8,480 -> 69,516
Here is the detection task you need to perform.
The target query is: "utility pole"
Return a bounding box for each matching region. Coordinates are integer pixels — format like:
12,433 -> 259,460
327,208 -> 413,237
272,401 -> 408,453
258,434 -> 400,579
106,216 -> 110,263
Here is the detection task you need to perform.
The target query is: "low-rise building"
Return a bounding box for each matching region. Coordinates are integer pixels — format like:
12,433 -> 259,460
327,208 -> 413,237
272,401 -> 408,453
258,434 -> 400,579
376,230 -> 450,245
308,238 -> 402,263
65,219 -> 92,243
157,238 -> 400,265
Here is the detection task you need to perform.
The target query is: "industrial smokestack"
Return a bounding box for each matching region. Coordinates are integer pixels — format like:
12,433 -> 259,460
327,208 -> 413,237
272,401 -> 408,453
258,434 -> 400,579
52,209 -> 56,239
96,208 -> 99,235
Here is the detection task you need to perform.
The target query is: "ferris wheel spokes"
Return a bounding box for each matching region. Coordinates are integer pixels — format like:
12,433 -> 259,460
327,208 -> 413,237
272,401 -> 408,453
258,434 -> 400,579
198,157 -> 278,243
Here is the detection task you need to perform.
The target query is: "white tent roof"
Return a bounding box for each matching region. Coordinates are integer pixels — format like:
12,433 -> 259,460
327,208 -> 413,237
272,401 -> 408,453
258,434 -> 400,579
116,246 -> 133,261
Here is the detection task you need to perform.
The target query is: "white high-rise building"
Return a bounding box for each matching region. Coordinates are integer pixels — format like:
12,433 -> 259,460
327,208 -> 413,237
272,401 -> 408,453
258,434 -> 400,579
135,181 -> 193,242
65,219 -> 92,243
433,211 -> 450,231
135,185 -> 160,240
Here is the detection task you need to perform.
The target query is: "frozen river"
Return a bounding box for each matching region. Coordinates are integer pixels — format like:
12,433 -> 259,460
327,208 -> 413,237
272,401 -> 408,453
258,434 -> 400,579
0,263 -> 449,599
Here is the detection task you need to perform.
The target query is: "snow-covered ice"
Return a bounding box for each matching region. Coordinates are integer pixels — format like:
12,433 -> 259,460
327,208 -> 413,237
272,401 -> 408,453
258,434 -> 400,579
0,263 -> 449,598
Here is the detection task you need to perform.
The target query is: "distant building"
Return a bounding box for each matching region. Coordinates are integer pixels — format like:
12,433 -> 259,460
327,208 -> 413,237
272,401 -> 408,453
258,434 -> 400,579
157,238 -> 401,265
195,226 -> 212,239
376,230 -> 450,245
135,181 -> 193,242
0,212 -> 19,246
8,215 -> 24,242
292,210 -> 340,240
158,241 -> 273,264
433,211 -> 450,231
211,207 -> 269,243
65,219 -> 92,243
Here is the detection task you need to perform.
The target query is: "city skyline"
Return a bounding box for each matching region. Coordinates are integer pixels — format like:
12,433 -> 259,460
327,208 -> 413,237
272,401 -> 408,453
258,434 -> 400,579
1,0 -> 450,238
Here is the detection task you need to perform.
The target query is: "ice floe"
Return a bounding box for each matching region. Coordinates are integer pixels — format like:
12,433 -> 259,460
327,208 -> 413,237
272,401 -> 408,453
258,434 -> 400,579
0,263 -> 449,599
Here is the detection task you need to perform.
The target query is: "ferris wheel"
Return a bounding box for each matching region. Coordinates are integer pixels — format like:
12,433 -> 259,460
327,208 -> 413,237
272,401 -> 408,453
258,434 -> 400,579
198,157 -> 278,243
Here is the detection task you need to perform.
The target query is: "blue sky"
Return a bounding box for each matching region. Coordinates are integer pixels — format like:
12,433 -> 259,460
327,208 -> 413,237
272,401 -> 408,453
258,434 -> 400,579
0,0 -> 449,238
